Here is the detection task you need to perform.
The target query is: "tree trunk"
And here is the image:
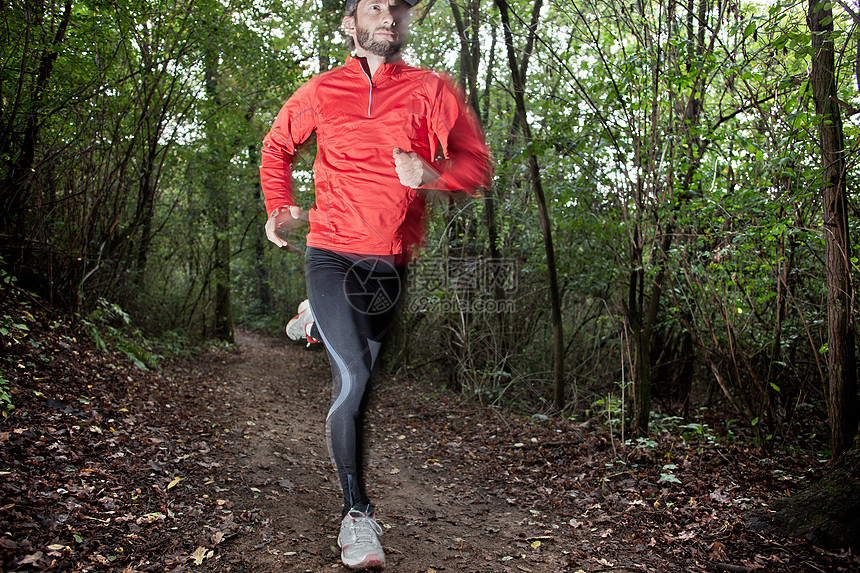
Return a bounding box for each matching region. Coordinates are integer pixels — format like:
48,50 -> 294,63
450,0 -> 514,376
495,0 -> 565,409
747,11 -> 860,552
448,0 -> 482,116
204,44 -> 234,343
133,138 -> 159,284
249,145 -> 271,310
2,0 -> 72,234
628,261 -> 652,435
747,438 -> 860,551
318,0 -> 343,71
809,0 -> 858,458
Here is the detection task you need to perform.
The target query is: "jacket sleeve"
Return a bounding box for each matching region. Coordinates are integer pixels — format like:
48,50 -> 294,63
259,81 -> 318,215
421,73 -> 492,195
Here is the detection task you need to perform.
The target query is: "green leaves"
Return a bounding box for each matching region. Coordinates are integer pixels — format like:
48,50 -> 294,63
0,375 -> 13,414
659,465 -> 682,484
0,316 -> 29,340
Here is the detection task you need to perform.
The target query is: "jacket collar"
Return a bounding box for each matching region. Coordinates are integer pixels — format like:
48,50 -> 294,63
345,54 -> 406,80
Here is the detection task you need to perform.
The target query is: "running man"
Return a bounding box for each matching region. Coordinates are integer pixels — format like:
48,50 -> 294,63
260,0 -> 491,568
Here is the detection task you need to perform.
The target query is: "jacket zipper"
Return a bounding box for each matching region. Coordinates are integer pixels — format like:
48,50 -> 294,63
358,62 -> 375,117
364,70 -> 374,117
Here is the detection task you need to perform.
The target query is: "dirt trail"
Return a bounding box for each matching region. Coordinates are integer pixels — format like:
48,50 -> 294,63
202,330 -> 580,573
3,294 -> 851,572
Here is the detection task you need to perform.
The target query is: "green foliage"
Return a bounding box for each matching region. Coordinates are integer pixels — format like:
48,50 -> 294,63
0,308 -> 29,411
0,0 -> 858,457
83,299 -> 161,370
630,436 -> 658,452
0,260 -> 17,288
0,374 -> 13,415
0,314 -> 30,342
0,275 -> 28,413
589,393 -> 625,429
658,464 -> 682,484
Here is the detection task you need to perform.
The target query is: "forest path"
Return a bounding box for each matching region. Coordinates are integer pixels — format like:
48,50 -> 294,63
2,298 -> 847,573
200,329 -> 610,573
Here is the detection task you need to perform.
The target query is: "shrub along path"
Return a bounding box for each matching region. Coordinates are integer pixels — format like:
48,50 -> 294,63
0,295 -> 855,571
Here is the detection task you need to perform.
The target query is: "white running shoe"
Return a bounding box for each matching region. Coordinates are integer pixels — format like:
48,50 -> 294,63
285,299 -> 318,344
338,508 -> 386,570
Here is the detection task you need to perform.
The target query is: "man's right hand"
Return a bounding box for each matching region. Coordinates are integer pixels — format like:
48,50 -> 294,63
393,147 -> 440,188
265,206 -> 308,248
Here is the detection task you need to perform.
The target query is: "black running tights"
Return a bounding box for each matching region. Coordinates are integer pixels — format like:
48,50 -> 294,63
305,247 -> 404,517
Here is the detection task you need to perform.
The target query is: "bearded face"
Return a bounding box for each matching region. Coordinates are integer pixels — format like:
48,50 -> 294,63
354,12 -> 402,57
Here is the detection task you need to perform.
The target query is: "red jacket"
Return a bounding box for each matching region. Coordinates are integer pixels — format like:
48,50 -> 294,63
260,56 -> 492,257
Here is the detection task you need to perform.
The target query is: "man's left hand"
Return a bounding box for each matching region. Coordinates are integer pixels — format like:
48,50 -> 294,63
393,148 -> 440,188
265,206 -> 308,249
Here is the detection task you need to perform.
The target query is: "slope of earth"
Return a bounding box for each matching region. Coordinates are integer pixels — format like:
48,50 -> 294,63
0,289 -> 856,572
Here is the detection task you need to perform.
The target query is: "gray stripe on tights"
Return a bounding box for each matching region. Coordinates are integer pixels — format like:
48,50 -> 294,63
316,320 -> 352,421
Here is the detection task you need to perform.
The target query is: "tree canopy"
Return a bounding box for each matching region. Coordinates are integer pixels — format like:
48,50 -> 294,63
1,0 -> 859,460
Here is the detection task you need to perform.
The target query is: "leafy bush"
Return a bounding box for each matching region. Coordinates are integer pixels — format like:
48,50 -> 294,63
0,310 -> 31,414
83,299 -> 162,370
0,374 -> 13,415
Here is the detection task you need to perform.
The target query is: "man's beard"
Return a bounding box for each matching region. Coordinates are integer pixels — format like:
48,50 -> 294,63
355,22 -> 401,58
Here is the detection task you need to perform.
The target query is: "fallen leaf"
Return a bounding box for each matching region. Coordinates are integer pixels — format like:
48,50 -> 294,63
166,476 -> 182,490
710,488 -> 732,504
136,512 -> 166,525
709,541 -> 728,561
741,559 -> 765,571
190,546 -> 209,565
18,551 -> 44,565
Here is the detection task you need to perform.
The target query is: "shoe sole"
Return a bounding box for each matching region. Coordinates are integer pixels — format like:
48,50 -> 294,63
339,543 -> 385,570
285,314 -> 305,341
342,554 -> 385,570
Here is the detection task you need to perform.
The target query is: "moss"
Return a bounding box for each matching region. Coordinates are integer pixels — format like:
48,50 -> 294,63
747,447 -> 860,550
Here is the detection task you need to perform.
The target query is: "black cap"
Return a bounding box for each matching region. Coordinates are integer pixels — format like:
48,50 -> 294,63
345,0 -> 420,10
